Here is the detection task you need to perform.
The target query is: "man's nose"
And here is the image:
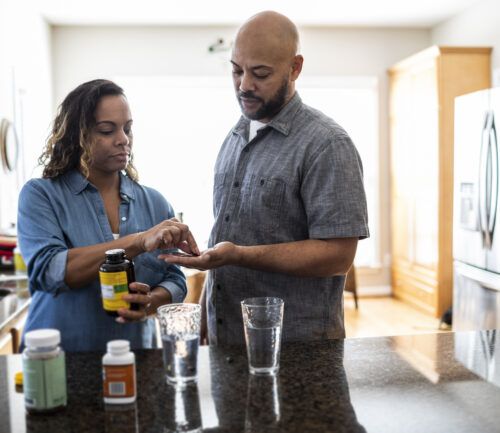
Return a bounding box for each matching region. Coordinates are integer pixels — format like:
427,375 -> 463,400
239,72 -> 255,93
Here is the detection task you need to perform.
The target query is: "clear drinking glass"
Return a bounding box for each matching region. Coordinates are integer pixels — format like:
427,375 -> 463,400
157,303 -> 201,384
241,297 -> 284,375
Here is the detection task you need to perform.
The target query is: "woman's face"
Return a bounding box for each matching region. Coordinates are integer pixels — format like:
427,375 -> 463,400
89,94 -> 133,175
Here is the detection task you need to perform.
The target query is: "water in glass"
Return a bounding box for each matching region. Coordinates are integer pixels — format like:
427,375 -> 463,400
162,334 -> 199,383
244,324 -> 282,375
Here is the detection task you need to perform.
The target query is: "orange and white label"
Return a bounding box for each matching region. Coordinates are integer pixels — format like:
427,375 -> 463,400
102,364 -> 136,398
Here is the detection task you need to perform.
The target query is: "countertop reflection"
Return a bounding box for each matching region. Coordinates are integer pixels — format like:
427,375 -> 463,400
2,330 -> 500,433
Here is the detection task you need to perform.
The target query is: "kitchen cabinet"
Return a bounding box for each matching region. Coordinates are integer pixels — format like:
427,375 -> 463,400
0,274 -> 30,354
184,268 -> 206,304
389,46 -> 491,317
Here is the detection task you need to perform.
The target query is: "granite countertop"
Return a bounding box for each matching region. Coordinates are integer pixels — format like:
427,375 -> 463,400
1,329 -> 500,433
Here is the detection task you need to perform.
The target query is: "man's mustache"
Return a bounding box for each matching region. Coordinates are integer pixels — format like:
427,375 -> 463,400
238,91 -> 263,102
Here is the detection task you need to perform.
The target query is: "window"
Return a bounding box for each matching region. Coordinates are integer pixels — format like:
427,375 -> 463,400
119,76 -> 379,267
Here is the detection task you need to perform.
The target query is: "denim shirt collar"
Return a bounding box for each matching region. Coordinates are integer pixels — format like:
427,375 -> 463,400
232,92 -> 303,140
64,169 -> 136,200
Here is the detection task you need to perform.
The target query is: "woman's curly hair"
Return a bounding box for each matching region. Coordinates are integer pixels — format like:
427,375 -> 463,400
39,79 -> 138,181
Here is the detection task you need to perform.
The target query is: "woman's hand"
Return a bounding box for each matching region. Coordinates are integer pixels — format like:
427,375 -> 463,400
116,282 -> 153,323
136,218 -> 200,255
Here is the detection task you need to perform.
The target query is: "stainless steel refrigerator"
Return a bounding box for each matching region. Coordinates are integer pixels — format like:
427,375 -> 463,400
453,87 -> 500,331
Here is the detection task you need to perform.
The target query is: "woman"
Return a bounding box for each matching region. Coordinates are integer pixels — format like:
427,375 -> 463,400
17,79 -> 199,352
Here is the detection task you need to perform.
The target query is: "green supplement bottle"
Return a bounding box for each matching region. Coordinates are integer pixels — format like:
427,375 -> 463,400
22,329 -> 67,414
99,249 -> 137,316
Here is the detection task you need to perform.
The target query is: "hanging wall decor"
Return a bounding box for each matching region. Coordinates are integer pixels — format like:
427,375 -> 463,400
0,118 -> 19,172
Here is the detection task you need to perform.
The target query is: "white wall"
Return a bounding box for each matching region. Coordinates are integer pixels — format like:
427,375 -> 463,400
51,25 -> 430,290
432,0 -> 500,73
0,1 -> 52,232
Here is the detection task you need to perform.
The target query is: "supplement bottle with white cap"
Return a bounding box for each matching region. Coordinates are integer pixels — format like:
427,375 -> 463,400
22,329 -> 67,414
102,340 -> 137,404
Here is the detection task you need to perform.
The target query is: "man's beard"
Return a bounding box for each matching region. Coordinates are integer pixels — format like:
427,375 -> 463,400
237,78 -> 289,121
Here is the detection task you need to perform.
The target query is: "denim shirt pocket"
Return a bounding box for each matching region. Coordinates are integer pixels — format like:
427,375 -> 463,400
133,251 -> 166,288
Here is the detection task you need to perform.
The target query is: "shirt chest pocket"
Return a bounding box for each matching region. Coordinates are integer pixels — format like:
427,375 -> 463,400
241,176 -> 286,231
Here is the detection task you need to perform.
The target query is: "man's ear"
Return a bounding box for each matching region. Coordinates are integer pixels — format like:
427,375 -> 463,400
291,55 -> 304,81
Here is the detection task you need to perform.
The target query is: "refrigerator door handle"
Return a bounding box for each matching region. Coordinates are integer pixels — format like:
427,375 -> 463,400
488,115 -> 498,242
455,262 -> 500,291
479,111 -> 493,249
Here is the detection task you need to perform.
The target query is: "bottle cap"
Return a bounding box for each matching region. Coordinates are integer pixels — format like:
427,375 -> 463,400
107,339 -> 130,355
105,249 -> 125,256
15,371 -> 23,386
104,249 -> 126,263
25,329 -> 61,348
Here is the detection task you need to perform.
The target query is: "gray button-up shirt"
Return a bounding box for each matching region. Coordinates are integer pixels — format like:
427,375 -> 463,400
206,93 -> 369,346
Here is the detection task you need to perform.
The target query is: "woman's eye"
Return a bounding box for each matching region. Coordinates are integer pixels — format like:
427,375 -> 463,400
99,130 -> 113,135
125,129 -> 132,136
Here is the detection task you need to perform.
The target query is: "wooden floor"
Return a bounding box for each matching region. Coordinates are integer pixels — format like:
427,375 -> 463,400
344,295 -> 448,339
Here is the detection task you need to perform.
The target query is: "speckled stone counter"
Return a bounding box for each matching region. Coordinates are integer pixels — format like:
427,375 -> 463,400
1,330 -> 500,433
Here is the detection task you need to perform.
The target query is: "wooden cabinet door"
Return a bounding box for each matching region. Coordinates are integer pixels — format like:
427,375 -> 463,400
390,72 -> 414,265
409,61 -> 439,270
391,61 -> 439,271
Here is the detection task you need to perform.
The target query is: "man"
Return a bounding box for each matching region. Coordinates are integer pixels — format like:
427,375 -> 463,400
163,11 -> 369,346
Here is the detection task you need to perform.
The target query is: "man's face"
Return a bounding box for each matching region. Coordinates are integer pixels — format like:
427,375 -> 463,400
231,40 -> 294,122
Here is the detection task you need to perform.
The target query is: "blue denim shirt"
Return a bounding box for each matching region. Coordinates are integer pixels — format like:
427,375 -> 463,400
17,169 -> 186,352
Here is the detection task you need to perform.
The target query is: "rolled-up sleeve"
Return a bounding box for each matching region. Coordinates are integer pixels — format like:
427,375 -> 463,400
156,266 -> 187,303
17,181 -> 70,296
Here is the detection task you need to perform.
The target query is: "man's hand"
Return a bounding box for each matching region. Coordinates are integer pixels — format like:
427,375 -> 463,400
158,241 -> 238,270
136,218 -> 200,255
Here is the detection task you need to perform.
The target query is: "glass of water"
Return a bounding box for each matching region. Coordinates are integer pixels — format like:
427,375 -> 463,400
241,297 -> 284,375
157,303 -> 201,384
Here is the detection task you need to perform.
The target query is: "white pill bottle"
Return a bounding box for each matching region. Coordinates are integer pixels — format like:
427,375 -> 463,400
102,340 -> 136,404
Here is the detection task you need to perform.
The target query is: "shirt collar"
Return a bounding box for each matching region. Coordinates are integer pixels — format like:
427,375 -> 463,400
232,92 -> 303,139
64,169 -> 136,200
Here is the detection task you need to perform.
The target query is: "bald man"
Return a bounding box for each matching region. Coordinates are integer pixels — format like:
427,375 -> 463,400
163,11 -> 369,346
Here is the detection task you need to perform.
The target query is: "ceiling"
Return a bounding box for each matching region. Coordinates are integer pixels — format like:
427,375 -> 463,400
37,0 -> 482,27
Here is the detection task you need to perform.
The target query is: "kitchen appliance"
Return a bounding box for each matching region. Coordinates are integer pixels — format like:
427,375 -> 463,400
453,87 -> 500,330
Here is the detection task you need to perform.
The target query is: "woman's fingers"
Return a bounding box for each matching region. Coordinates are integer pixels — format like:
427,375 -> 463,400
116,282 -> 151,323
140,218 -> 200,254
185,231 -> 200,256
129,282 -> 150,294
